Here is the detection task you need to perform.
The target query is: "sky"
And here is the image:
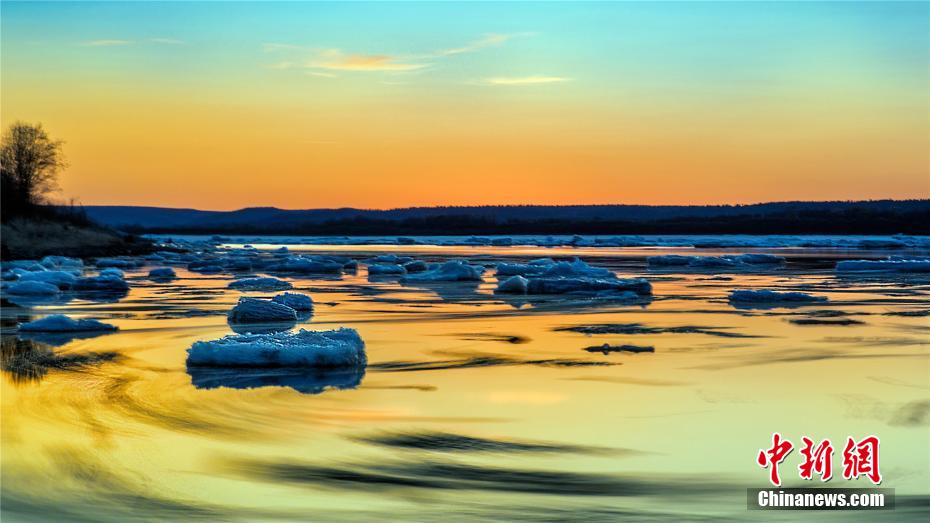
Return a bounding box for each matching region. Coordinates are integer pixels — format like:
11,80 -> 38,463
2,1 -> 928,210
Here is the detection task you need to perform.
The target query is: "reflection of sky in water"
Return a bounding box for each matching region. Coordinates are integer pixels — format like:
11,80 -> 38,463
2,244 -> 929,521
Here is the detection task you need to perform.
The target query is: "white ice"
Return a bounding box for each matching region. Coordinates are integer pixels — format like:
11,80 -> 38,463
19,314 -> 117,332
186,328 -> 366,368
227,297 -> 298,324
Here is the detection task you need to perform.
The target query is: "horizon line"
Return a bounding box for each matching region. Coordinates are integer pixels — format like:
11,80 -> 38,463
66,198 -> 930,214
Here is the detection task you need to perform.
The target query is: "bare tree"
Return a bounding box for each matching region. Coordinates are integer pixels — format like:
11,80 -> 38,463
1,122 -> 66,217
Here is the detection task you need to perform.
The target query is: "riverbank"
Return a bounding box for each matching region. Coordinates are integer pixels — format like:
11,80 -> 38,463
1,217 -> 155,260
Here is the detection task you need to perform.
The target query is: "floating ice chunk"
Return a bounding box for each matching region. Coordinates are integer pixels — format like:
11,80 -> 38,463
368,263 -> 407,275
402,260 -> 429,273
6,281 -> 61,295
73,274 -> 130,292
496,275 -> 529,294
733,254 -> 785,265
228,297 -> 298,324
836,258 -> 930,273
228,277 -> 293,291
648,254 -> 784,270
539,258 -> 616,279
41,255 -> 83,269
491,237 -> 514,246
267,256 -> 344,274
19,314 -> 117,332
95,257 -> 141,269
729,289 -> 827,304
4,260 -> 45,272
496,262 -> 552,277
272,292 -> 313,311
526,277 -> 652,296
100,268 -> 125,279
186,328 -> 366,368
397,237 -> 417,245
17,270 -> 77,290
401,260 -> 485,282
149,267 -> 177,280
188,260 -> 224,273
369,254 -> 413,265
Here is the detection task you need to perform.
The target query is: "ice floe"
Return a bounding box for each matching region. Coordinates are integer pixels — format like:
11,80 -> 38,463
271,292 -> 314,311
73,274 -> 130,292
648,254 -> 784,270
367,263 -> 407,276
402,260 -> 429,273
729,289 -> 827,304
19,314 -> 117,332
95,257 -> 142,269
6,281 -> 61,295
228,277 -> 293,291
227,297 -> 298,324
835,258 -> 930,273
149,267 -> 177,280
16,270 -> 77,290
401,260 -> 485,282
496,275 -> 529,294
186,328 -> 366,368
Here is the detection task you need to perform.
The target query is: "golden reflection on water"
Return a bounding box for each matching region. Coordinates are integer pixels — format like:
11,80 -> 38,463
2,245 -> 929,521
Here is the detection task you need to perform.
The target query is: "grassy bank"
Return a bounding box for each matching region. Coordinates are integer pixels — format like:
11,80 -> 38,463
1,217 -> 154,260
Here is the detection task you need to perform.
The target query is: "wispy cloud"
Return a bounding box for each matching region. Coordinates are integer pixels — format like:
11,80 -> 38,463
306,71 -> 337,78
435,33 -> 513,56
309,50 -> 428,72
150,38 -> 184,45
484,75 -> 571,86
82,39 -> 132,47
262,32 -> 531,76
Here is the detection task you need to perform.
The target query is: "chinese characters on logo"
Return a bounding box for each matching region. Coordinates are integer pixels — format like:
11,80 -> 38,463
757,434 -> 881,486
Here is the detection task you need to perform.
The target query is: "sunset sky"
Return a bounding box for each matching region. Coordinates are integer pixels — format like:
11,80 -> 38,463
2,1 -> 928,210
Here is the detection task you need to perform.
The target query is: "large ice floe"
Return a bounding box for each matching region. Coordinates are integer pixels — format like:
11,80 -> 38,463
495,258 -> 652,297
19,314 -> 117,332
266,255 -> 348,274
401,261 -> 485,282
367,263 -> 407,276
95,257 -> 142,269
271,292 -> 313,311
228,277 -> 293,291
72,273 -> 130,292
148,267 -> 177,280
496,275 -> 530,294
647,254 -> 785,271
6,281 -> 61,295
15,271 -> 77,290
227,297 -> 298,324
186,328 -> 366,368
729,289 -> 827,307
835,257 -> 930,274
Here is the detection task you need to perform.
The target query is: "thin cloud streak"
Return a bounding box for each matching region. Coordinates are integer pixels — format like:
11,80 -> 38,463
309,51 -> 428,72
263,32 -> 531,75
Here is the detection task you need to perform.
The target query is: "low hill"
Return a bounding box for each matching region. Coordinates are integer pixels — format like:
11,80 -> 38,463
80,200 -> 930,236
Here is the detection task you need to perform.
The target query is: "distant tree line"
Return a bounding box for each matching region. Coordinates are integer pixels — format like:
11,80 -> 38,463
125,206 -> 930,236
